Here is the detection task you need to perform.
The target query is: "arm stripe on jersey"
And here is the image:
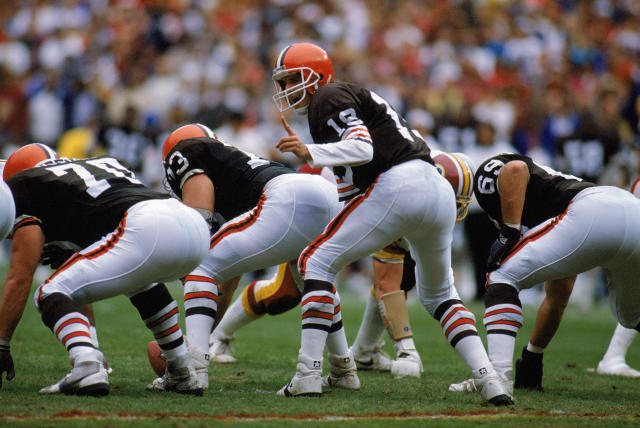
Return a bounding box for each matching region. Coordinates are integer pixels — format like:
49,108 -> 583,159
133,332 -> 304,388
209,194 -> 266,249
14,217 -> 40,232
298,175 -> 381,277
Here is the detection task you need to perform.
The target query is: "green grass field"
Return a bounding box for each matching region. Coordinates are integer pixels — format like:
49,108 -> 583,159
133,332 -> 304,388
0,278 -> 638,427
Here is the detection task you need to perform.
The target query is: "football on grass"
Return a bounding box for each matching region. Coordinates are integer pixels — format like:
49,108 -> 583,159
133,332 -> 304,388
147,340 -> 166,376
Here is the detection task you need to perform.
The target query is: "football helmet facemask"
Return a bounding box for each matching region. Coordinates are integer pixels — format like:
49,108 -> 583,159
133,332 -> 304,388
3,143 -> 59,181
432,151 -> 476,223
272,42 -> 334,114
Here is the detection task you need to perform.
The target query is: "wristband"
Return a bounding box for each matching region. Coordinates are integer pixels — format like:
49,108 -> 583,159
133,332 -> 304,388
0,337 -> 9,351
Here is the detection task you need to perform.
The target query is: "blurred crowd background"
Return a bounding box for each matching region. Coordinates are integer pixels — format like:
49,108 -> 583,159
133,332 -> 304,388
1,0 -> 639,304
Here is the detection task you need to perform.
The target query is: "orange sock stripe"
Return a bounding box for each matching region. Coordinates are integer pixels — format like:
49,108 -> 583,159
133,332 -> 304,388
184,291 -> 218,301
484,308 -> 522,318
184,275 -> 216,284
301,296 -> 333,306
445,318 -> 475,337
147,307 -> 179,329
334,304 -> 341,314
302,310 -> 334,320
61,331 -> 91,345
440,306 -> 465,328
210,195 -> 266,248
155,324 -> 181,339
55,318 -> 90,336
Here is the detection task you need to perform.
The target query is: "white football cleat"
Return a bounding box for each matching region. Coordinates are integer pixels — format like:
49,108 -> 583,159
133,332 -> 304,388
277,352 -> 322,397
596,360 -> 640,378
390,348 -> 423,379
450,368 -> 514,405
350,342 -> 392,371
209,336 -> 236,363
473,368 -> 514,406
40,350 -> 109,396
322,350 -> 360,390
146,352 -> 203,396
448,377 -> 477,392
189,346 -> 210,389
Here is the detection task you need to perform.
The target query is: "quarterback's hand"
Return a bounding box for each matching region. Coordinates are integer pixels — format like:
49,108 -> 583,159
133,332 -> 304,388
486,224 -> 521,272
0,347 -> 15,388
276,116 -> 312,161
41,244 -> 76,270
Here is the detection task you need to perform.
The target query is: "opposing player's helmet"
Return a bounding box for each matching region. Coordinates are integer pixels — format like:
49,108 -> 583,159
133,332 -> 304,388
3,143 -> 59,181
272,42 -> 334,113
432,152 -> 475,223
162,123 -> 216,162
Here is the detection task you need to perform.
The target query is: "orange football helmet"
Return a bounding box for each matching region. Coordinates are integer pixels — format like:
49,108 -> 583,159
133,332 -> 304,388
432,152 -> 476,223
162,123 -> 216,162
272,42 -> 334,113
3,143 -> 59,181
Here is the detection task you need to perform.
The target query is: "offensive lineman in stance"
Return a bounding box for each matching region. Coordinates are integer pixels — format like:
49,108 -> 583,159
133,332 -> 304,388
450,153 -> 640,398
158,123 -> 349,391
0,144 -> 209,396
271,42 -> 512,404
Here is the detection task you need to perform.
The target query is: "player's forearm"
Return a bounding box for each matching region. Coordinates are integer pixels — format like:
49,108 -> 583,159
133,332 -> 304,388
308,139 -> 373,167
0,276 -> 33,341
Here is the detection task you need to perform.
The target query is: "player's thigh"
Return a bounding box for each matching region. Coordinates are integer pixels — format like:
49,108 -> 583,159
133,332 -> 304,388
37,200 -> 207,304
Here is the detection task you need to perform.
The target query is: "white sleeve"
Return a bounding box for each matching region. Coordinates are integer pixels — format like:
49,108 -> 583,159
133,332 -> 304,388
307,139 -> 373,167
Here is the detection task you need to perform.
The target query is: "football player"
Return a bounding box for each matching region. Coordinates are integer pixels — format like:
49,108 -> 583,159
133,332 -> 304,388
510,176 -> 640,389
350,152 -> 476,379
449,153 -> 640,398
0,143 -> 210,396
159,123 -> 348,391
271,42 -> 512,405
208,152 -> 476,382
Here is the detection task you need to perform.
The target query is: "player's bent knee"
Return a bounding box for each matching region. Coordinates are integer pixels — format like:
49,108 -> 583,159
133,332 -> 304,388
484,282 -> 520,307
264,294 -> 301,315
39,292 -> 82,330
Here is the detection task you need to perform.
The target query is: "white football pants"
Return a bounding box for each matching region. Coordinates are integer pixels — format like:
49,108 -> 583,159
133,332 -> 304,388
300,159 -> 461,315
35,198 -> 210,305
192,173 -> 341,282
488,186 -> 640,329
